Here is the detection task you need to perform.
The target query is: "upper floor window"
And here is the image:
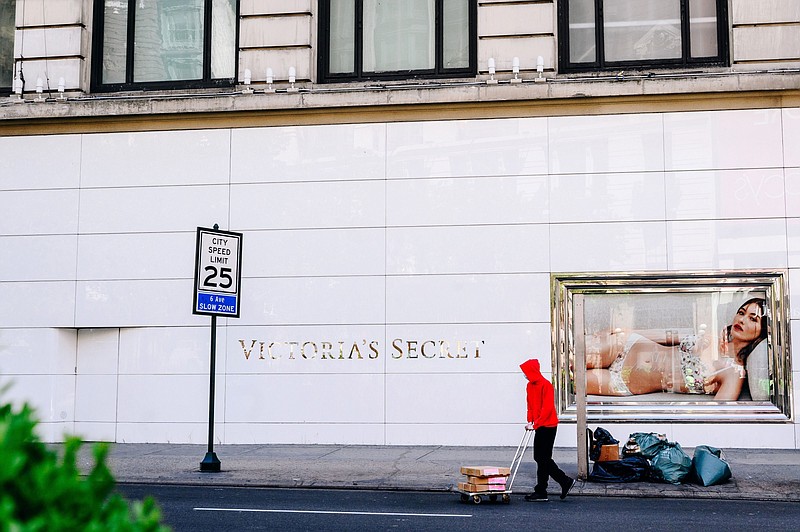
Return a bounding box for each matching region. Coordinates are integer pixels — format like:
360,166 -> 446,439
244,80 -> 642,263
91,0 -> 238,92
558,0 -> 728,73
318,0 -> 476,83
0,0 -> 15,94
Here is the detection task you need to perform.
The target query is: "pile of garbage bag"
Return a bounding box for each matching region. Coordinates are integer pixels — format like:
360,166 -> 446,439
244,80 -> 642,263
587,428 -> 732,486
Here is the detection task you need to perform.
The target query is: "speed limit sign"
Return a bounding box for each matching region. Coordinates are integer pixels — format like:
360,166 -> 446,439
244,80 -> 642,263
193,226 -> 243,318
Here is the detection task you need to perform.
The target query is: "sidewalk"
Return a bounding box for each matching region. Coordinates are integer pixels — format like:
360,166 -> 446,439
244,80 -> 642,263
71,443 -> 800,502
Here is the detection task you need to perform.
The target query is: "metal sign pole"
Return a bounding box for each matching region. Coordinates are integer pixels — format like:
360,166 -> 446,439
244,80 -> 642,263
193,222 -> 242,473
200,314 -> 220,472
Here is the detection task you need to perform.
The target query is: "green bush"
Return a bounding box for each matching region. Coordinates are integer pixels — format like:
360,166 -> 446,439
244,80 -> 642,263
0,401 -> 170,531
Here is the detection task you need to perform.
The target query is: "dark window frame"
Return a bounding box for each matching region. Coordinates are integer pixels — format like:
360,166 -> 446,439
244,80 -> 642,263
0,0 -> 16,95
318,0 -> 477,83
90,0 -> 240,92
557,0 -> 729,73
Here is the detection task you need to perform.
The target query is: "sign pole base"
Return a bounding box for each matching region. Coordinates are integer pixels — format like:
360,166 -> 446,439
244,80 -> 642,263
200,451 -> 221,472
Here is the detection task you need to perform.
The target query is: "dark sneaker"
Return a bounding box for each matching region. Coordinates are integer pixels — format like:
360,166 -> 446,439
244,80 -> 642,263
560,478 -> 576,500
524,492 -> 548,502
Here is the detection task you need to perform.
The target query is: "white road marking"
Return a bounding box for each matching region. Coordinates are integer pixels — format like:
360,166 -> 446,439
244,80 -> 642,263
194,507 -> 472,518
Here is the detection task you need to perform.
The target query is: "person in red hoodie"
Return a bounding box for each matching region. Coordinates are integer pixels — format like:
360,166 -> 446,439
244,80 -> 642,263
520,358 -> 576,502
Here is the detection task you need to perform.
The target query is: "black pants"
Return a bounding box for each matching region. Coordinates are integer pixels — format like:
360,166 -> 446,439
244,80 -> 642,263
533,425 -> 570,495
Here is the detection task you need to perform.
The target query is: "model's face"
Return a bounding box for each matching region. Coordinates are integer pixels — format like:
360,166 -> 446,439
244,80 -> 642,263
731,302 -> 763,343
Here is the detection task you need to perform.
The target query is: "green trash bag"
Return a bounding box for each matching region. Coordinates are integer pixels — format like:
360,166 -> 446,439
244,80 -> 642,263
650,442 -> 692,485
629,432 -> 667,459
691,445 -> 732,486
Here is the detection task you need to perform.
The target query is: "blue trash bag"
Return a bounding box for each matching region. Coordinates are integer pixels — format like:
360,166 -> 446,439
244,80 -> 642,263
691,445 -> 732,486
649,441 -> 693,485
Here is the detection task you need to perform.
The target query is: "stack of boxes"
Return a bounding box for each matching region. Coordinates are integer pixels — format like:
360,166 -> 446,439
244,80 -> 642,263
458,465 -> 511,493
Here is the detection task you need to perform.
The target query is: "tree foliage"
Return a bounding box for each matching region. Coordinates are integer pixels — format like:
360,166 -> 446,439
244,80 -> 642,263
0,401 -> 170,531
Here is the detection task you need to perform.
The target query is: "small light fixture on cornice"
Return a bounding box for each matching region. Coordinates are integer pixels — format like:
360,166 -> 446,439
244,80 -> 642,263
34,77 -> 45,102
57,77 -> 66,100
265,67 -> 275,93
11,75 -> 23,103
287,66 -> 299,93
486,58 -> 498,85
242,68 -> 253,94
511,57 -> 521,84
535,56 -> 545,83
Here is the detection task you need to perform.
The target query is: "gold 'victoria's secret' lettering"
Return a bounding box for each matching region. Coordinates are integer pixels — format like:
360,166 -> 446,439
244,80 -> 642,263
239,339 -> 484,360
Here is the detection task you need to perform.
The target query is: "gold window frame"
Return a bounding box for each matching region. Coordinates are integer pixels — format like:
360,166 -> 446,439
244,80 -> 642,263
552,270 -> 792,422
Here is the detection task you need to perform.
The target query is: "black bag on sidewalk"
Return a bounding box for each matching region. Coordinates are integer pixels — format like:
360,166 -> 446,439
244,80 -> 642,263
589,427 -> 619,461
588,456 -> 651,483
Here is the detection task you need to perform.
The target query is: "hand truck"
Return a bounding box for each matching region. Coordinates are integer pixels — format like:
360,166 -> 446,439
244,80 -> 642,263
457,427 -> 534,504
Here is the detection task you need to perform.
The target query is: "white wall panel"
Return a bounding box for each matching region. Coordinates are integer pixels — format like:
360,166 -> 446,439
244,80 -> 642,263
550,172 -> 666,223
230,181 -> 385,230
225,374 -> 384,423
664,109 -> 783,170
784,168 -> 800,217
671,423 -> 796,449
548,114 -> 664,174
115,422 -> 213,444
0,189 -> 79,235
386,373 -> 521,424
665,169 -> 786,220
386,175 -> 548,226
0,235 -> 77,281
117,374 -> 220,423
72,422 -> 116,442
75,279 -> 206,328
0,134 -> 81,190
784,108 -> 800,168
786,219 -> 800,268
386,224 -> 549,274
0,328 -> 76,375
387,118 -> 548,178
224,423 -> 384,445
0,374 -> 75,423
77,328 -> 119,375
385,423 -> 526,446
667,219 -> 788,270
77,232 -> 194,281
791,320 -> 800,371
81,130 -> 232,188
550,222 -> 668,272
386,273 -> 550,324
231,123 -> 386,183
75,375 -> 118,422
0,282 -> 76,327
118,326 -> 222,375
2,105 -> 799,446
791,269 -> 800,320
79,186 -> 229,234
242,228 -> 385,277
236,276 -> 386,326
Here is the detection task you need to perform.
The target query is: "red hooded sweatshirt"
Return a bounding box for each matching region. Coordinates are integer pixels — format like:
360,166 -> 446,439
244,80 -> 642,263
520,359 -> 559,429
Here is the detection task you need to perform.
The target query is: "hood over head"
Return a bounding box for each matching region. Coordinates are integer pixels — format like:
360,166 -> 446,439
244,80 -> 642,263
520,359 -> 543,383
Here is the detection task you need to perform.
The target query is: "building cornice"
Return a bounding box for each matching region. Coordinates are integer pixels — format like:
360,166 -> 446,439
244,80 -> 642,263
1,70 -> 799,135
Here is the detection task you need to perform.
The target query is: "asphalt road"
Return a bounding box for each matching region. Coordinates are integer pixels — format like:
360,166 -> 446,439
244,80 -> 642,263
117,484 -> 800,532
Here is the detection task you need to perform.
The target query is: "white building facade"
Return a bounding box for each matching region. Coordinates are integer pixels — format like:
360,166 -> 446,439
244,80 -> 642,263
1,0 -> 799,450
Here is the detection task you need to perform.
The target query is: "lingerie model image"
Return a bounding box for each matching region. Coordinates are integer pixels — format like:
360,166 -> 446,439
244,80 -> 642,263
585,298 -> 767,401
